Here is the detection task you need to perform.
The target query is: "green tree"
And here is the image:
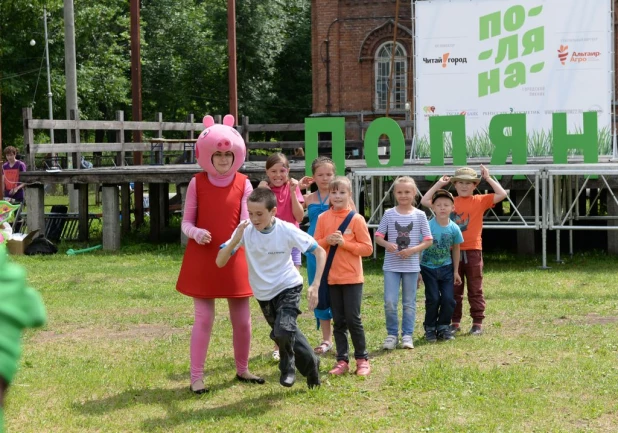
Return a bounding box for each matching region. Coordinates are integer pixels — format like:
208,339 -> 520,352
0,0 -> 314,149
141,0 -> 229,123
269,1 -> 312,124
0,0 -> 58,148
0,0 -> 131,147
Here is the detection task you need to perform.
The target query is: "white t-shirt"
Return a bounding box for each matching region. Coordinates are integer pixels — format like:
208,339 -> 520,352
227,218 -> 318,301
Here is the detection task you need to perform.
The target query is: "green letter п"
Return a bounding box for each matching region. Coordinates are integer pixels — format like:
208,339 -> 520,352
304,117 -> 346,175
363,117 -> 405,168
428,115 -> 467,166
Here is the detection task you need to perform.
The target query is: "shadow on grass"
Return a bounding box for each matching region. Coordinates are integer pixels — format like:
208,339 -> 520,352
139,389 -> 304,432
73,381 -> 305,432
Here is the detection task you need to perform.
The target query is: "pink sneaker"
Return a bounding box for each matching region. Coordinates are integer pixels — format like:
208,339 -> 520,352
355,359 -> 371,376
328,360 -> 349,375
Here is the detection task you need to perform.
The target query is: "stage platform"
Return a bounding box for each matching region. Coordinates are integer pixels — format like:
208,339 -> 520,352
18,158 -> 618,264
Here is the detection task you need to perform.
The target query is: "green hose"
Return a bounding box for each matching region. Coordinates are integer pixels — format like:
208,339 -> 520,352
66,245 -> 102,255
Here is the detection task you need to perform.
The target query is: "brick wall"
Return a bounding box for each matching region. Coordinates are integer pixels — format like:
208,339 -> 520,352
311,0 -> 412,115
312,0 -> 618,125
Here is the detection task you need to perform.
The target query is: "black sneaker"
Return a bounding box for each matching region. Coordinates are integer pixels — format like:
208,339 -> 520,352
449,324 -> 461,334
437,328 -> 455,341
469,325 -> 483,336
425,329 -> 437,343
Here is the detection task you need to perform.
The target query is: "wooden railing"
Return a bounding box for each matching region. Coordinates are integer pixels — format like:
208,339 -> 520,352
22,107 -> 415,169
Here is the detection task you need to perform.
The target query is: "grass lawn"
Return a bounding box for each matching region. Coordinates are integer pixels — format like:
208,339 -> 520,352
5,248 -> 618,432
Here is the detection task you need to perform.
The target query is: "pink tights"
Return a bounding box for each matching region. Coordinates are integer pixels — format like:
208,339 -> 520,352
190,297 -> 252,383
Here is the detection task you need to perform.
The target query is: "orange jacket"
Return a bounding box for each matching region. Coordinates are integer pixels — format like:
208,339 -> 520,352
313,208 -> 373,285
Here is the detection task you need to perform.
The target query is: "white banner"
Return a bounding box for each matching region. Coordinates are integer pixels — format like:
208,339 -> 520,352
414,0 -> 613,157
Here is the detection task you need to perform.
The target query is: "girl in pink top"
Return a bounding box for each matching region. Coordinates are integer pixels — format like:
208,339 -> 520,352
258,152 -> 305,266
258,152 -> 305,361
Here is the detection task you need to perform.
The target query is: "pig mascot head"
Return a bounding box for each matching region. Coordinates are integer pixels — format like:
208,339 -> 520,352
195,114 -> 246,177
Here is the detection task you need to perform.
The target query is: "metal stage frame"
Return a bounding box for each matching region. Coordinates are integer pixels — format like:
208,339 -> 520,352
350,164 -> 618,268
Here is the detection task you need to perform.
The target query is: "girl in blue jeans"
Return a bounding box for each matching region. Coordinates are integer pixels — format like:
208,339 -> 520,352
375,177 -> 433,350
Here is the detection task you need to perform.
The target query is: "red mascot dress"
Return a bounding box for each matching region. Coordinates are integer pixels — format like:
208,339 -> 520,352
176,171 -> 251,298
176,115 -> 264,394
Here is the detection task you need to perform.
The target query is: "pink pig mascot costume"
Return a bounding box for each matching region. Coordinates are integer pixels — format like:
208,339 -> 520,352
176,115 -> 264,393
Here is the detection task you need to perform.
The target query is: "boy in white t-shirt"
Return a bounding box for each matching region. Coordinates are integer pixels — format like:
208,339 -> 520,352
217,188 -> 326,389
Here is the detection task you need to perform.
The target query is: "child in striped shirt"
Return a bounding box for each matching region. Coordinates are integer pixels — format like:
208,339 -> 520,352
375,176 -> 433,350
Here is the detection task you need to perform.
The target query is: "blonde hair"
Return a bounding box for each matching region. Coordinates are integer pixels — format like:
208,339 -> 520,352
393,176 -> 418,203
329,176 -> 351,193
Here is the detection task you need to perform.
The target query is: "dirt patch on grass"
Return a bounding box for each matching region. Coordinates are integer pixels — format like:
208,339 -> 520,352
584,313 -> 618,325
553,313 -> 618,326
591,412 -> 618,432
33,323 -> 186,343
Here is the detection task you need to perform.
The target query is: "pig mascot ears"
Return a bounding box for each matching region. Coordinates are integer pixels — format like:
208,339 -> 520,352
195,115 -> 246,176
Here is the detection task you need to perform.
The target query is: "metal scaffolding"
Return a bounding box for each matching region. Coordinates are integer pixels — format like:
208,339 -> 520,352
350,164 -> 618,268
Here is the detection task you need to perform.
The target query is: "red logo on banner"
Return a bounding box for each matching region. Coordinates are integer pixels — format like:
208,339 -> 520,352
557,45 -> 569,65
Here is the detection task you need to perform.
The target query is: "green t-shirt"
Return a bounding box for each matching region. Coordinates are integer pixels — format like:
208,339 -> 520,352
0,245 -> 47,432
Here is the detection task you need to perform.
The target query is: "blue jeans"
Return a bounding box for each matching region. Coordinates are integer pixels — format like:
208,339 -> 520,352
383,271 -> 418,337
420,264 -> 456,332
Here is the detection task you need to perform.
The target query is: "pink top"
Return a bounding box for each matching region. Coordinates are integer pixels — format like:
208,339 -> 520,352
181,173 -> 252,241
270,183 -> 304,227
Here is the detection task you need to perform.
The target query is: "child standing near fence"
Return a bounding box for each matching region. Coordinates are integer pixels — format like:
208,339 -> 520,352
2,147 -> 27,204
314,177 -> 373,376
258,152 -> 305,361
176,115 -> 263,394
375,176 -> 433,350
420,165 -> 507,336
420,189 -> 463,342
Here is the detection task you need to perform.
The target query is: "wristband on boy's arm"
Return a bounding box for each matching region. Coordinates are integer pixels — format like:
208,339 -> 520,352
219,241 -> 240,255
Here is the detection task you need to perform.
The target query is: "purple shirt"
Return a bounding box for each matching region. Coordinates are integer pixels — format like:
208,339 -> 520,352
3,160 -> 27,201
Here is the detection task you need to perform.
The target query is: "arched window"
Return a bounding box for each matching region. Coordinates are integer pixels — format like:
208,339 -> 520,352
375,42 -> 407,111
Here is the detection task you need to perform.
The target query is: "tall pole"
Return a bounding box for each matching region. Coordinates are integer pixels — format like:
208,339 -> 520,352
44,6 -> 54,145
64,0 -> 79,212
130,0 -> 144,226
64,0 -> 78,129
228,0 -> 238,123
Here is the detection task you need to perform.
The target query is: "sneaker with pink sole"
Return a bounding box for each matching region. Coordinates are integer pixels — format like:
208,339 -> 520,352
328,360 -> 349,375
355,358 -> 371,376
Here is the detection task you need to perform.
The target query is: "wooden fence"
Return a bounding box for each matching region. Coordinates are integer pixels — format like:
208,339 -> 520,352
22,107 -> 415,169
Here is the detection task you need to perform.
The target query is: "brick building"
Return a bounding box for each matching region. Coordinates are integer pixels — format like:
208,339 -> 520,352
311,0 -> 618,135
311,0 -> 413,126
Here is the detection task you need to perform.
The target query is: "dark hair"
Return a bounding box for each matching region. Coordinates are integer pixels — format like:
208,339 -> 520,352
431,189 -> 455,204
248,187 -> 277,211
3,146 -> 17,156
311,156 -> 335,175
265,152 -> 289,170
